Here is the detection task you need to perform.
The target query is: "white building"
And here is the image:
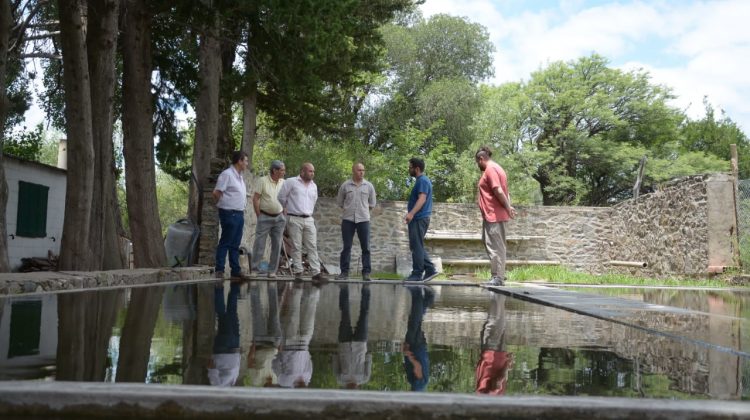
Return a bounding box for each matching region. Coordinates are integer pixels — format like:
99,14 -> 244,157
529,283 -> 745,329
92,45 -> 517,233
3,155 -> 66,272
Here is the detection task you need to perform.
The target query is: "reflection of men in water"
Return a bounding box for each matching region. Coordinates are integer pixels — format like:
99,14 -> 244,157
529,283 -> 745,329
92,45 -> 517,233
475,292 -> 513,395
333,284 -> 372,388
402,286 -> 435,391
273,282 -> 321,387
247,281 -> 282,387
208,282 -> 241,386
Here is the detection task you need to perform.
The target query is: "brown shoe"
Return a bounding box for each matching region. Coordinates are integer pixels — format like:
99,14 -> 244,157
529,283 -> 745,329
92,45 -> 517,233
311,272 -> 328,286
230,273 -> 252,282
293,272 -> 304,282
214,271 -> 224,279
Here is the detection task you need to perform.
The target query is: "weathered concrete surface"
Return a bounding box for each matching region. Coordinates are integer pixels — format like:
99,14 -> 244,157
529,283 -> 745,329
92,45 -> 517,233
0,266 -> 213,296
487,284 -> 750,357
0,381 -> 748,419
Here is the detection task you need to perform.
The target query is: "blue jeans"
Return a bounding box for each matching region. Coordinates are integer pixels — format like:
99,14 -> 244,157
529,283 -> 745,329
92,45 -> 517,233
213,283 -> 240,352
408,217 -> 435,278
339,220 -> 371,275
215,209 -> 244,276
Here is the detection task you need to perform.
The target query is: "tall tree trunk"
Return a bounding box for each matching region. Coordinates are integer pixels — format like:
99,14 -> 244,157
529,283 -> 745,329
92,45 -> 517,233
87,0 -> 124,270
216,39 -> 236,159
187,15 -> 221,227
241,81 -> 258,170
122,0 -> 166,268
0,0 -> 12,272
58,0 -> 95,271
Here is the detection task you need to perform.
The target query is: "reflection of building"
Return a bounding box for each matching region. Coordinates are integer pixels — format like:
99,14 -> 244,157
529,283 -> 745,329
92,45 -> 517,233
3,156 -> 66,271
0,295 -> 58,379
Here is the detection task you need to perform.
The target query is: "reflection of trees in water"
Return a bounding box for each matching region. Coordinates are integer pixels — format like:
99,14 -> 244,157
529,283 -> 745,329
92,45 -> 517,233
56,290 -> 124,381
182,284 -> 215,385
116,287 -> 165,382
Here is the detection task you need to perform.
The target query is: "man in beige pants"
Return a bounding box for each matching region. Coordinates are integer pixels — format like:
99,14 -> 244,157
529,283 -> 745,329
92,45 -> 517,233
277,162 -> 326,282
475,147 -> 516,286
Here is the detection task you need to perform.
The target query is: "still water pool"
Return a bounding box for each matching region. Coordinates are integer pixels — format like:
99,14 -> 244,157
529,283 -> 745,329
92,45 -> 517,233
0,280 -> 747,399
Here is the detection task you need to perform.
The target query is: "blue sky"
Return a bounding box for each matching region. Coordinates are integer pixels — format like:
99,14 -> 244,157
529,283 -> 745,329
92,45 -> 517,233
421,0 -> 750,133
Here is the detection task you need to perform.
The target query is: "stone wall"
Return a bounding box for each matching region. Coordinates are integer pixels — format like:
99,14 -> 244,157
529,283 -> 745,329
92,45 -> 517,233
608,174 -> 737,276
201,173 -> 736,277
310,174 -> 736,277
313,198 -> 612,274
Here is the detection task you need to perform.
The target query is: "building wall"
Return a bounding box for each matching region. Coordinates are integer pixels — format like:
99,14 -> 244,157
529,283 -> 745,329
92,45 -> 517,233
4,158 -> 67,271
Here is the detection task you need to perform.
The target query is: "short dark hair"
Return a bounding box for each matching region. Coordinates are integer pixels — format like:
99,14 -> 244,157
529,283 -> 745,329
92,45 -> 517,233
231,150 -> 248,164
475,146 -> 492,160
409,157 -> 425,172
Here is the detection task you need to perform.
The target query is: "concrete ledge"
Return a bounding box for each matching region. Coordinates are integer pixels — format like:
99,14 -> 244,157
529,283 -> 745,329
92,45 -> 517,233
0,266 -> 213,296
0,381 -> 747,419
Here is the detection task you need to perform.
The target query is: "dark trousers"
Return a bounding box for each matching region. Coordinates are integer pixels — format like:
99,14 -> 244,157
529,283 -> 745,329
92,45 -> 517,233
338,285 -> 370,342
215,209 -> 244,276
408,217 -> 435,277
339,220 -> 371,275
213,283 -> 240,352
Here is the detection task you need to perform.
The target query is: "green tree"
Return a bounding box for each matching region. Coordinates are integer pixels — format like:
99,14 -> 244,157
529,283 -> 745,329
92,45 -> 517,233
3,124 -> 44,160
680,98 -> 750,178
367,13 -> 494,152
523,54 -> 685,205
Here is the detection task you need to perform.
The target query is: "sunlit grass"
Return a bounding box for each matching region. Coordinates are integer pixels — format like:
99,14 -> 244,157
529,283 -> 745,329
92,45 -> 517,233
502,265 -> 731,288
380,265 -> 736,287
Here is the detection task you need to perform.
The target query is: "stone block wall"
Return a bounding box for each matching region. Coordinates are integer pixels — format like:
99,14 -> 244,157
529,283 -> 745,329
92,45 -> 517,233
200,173 -> 736,277
313,198 -> 612,274
608,174 -> 737,276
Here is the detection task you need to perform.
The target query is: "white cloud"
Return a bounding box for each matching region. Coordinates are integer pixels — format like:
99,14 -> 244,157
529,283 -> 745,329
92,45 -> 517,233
420,0 -> 750,131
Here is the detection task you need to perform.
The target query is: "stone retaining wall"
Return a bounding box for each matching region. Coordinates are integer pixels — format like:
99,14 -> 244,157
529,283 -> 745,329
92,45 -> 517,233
199,173 -> 736,277
0,267 -> 212,295
309,174 -> 736,277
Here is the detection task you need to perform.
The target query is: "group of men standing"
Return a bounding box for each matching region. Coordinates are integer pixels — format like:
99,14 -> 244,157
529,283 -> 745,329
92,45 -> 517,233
212,146 -> 516,285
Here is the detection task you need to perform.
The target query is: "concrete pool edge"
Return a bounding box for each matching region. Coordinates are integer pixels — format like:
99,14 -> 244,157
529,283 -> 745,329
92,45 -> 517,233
0,381 -> 747,419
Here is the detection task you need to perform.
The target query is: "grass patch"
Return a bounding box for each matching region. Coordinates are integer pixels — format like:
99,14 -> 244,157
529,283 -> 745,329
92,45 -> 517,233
503,265 -> 731,287
372,272 -> 403,280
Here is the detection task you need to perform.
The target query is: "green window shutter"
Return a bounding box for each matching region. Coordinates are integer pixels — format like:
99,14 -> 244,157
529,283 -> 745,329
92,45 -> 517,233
8,300 -> 42,358
16,181 -> 49,238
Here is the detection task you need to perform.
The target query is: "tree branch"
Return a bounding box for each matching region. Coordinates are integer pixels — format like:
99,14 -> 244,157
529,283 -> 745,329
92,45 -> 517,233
9,0 -> 50,52
20,52 -> 61,60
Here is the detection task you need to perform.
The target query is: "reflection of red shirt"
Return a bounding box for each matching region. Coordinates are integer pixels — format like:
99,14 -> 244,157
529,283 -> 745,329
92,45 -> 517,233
477,161 -> 509,222
475,350 -> 511,395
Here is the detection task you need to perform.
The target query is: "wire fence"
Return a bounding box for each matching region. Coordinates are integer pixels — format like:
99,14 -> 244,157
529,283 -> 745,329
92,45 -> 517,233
737,180 -> 750,270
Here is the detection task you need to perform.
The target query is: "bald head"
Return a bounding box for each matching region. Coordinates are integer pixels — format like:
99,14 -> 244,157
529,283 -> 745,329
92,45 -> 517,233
352,163 -> 365,183
300,162 -> 315,182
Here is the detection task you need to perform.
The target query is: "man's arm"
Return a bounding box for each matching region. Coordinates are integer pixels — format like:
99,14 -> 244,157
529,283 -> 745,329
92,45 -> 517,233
336,183 -> 346,208
369,184 -> 377,209
492,186 -> 516,219
253,192 -> 261,217
404,193 -> 426,223
212,189 -> 223,204
277,181 -> 289,209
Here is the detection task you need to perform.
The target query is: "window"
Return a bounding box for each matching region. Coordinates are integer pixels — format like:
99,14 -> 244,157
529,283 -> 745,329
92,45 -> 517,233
8,300 -> 42,358
16,181 -> 49,238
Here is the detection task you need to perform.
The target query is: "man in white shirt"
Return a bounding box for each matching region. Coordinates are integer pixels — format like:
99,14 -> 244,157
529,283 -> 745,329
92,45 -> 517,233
277,162 -> 326,282
251,160 -> 286,278
213,151 -> 249,280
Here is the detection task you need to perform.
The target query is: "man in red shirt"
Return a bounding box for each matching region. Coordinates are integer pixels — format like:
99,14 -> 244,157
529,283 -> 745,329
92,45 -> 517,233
475,147 -> 516,286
